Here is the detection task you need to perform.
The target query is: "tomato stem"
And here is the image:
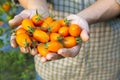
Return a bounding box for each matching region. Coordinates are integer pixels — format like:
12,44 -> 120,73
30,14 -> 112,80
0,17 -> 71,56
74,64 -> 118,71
36,15 -> 42,21
64,18 -> 71,25
76,36 -> 82,44
49,14 -> 56,20
24,39 -> 30,47
57,37 -> 65,46
28,26 -> 35,33
36,9 -> 39,16
32,41 -> 37,48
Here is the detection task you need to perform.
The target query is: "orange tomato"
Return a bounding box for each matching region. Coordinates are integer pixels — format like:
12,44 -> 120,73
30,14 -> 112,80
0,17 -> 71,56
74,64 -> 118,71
59,19 -> 69,26
37,43 -> 49,57
47,41 -> 63,53
2,2 -> 11,12
22,19 -> 35,31
58,26 -> 69,37
41,16 -> 54,31
16,28 -> 27,35
32,14 -> 43,26
63,36 -> 76,48
0,21 -> 4,26
33,28 -> 49,43
50,33 -> 61,41
16,33 -> 32,47
44,16 -> 54,22
69,24 -> 82,37
49,21 -> 61,33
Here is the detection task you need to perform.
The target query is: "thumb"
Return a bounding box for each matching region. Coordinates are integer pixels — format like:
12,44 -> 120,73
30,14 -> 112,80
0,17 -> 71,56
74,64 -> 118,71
9,10 -> 31,28
80,30 -> 89,42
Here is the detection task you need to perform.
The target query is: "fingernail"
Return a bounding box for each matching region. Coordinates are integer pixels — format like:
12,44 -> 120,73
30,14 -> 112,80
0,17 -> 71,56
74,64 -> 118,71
46,54 -> 53,60
41,57 -> 47,63
9,19 -> 14,24
10,40 -> 18,48
30,48 -> 37,55
58,48 -> 67,55
57,49 -> 63,55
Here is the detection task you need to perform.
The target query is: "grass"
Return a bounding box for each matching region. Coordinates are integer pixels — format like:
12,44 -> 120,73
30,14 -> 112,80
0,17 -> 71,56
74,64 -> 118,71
0,50 -> 35,80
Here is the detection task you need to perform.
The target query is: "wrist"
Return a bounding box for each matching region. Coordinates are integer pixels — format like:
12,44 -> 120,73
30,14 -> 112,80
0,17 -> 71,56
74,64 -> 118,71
76,13 -> 93,25
18,0 -> 48,11
27,0 -> 48,10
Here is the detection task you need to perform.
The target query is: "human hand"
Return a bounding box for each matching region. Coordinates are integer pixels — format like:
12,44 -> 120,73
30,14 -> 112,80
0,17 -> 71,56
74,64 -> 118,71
9,9 -> 49,55
9,9 -> 49,27
40,14 -> 89,63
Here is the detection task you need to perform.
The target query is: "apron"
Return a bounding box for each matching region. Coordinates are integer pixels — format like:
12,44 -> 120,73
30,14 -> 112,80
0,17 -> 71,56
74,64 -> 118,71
35,0 -> 120,80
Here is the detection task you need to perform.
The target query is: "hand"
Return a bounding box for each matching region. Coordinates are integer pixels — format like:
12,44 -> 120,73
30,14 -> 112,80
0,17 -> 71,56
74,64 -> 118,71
9,9 -> 49,55
40,14 -> 89,63
9,9 -> 49,27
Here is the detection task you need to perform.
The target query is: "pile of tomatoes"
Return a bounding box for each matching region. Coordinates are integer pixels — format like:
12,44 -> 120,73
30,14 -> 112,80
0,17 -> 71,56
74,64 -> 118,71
15,12 -> 82,57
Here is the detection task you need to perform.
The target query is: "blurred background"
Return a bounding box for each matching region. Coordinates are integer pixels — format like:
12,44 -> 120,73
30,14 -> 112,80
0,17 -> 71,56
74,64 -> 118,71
0,0 -> 35,80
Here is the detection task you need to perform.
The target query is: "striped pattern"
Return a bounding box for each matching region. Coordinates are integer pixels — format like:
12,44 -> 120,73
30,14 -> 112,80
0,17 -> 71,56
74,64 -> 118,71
35,0 -> 120,80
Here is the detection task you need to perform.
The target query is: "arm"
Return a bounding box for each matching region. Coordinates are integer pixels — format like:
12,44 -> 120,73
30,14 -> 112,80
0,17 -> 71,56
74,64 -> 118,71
77,0 -> 120,24
18,0 -> 48,10
9,0 -> 49,27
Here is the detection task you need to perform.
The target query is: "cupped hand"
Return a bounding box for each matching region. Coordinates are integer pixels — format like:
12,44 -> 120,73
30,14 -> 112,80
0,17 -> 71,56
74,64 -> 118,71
9,9 -> 49,27
40,14 -> 89,63
9,9 -> 49,55
9,12 -> 89,63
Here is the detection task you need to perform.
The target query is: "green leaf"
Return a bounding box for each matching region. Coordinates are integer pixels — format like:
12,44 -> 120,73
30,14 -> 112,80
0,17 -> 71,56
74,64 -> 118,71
0,17 -> 4,21
0,39 -> 4,48
76,36 -> 82,44
0,28 -> 3,36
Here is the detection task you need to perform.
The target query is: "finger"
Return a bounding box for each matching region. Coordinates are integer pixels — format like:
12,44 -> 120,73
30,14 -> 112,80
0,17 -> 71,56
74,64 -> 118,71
46,53 -> 63,60
80,30 -> 89,42
9,10 -> 31,27
40,57 -> 47,63
37,54 -> 42,57
20,47 -> 30,53
30,48 -> 38,55
58,45 -> 81,57
10,33 -> 18,48
29,10 -> 49,19
67,14 -> 89,33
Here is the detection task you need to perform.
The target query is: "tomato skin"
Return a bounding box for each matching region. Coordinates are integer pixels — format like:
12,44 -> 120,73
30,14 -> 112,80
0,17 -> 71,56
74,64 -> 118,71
22,19 -> 35,31
41,16 -> 54,31
63,36 -> 77,48
59,19 -> 68,26
16,33 -> 32,47
16,28 -> 27,35
58,26 -> 69,37
50,33 -> 61,41
33,28 -> 49,43
47,41 -> 63,53
37,43 -> 49,57
69,24 -> 82,37
32,14 -> 43,26
49,21 -> 61,33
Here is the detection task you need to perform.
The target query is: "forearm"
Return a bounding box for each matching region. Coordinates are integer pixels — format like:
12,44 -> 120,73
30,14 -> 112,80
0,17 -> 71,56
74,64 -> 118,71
77,0 -> 120,24
18,0 -> 48,12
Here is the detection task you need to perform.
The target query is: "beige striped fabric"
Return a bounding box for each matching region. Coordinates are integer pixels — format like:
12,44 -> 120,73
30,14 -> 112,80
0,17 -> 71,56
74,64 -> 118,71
34,0 -> 120,80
